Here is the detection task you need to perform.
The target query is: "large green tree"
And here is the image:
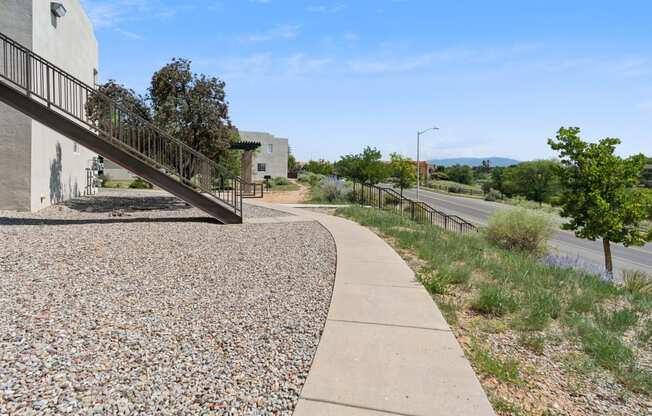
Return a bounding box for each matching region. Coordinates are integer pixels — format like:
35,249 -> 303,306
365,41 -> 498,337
446,164 -> 474,185
335,146 -> 387,184
86,80 -> 151,132
149,58 -> 236,164
548,127 -> 652,275
304,159 -> 334,175
388,153 -> 416,197
510,160 -> 560,204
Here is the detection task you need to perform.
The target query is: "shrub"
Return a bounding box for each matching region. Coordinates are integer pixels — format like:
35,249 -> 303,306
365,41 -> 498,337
298,172 -> 325,187
484,188 -> 504,202
622,269 -> 652,295
129,177 -> 153,189
448,185 -> 464,193
98,173 -> 111,187
472,283 -> 518,316
312,177 -> 351,203
272,176 -> 289,186
485,208 -> 554,254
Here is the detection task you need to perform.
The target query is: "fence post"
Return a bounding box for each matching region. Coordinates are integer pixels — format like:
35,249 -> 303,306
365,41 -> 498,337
24,51 -> 31,96
46,65 -> 50,107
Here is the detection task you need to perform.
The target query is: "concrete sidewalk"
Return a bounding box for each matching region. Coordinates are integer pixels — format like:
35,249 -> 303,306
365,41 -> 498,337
246,202 -> 495,416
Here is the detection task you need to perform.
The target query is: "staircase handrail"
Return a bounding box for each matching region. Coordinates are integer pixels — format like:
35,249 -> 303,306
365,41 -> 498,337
0,31 -> 242,214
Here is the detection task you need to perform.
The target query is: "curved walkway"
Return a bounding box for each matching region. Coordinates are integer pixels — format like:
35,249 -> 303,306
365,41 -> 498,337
247,202 -> 494,415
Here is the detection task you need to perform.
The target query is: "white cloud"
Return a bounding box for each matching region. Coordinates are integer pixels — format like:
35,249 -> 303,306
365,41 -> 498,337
306,4 -> 346,13
238,24 -> 300,43
286,54 -> 332,74
114,28 -> 145,40
81,0 -> 178,28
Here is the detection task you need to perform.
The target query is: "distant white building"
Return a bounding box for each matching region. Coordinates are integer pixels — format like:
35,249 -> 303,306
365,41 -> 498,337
0,0 -> 99,211
239,131 -> 289,181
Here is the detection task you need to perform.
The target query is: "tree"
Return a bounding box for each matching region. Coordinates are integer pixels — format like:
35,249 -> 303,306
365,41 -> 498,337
86,80 -> 151,132
642,157 -> 652,188
304,159 -> 334,175
548,127 -> 652,275
388,153 -> 416,197
510,160 -> 560,204
446,164 -> 474,184
149,58 -> 236,166
288,148 -> 299,175
335,146 -> 387,184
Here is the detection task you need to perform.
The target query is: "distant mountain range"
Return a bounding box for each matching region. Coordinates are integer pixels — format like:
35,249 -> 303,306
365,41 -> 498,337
428,157 -> 520,167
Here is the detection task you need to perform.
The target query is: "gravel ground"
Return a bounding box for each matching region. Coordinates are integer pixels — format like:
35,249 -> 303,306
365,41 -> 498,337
0,190 -> 335,415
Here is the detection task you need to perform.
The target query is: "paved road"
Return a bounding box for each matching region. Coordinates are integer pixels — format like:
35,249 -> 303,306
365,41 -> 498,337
401,187 -> 652,280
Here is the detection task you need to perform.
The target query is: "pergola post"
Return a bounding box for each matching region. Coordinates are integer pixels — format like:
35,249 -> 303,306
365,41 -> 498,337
241,149 -> 253,193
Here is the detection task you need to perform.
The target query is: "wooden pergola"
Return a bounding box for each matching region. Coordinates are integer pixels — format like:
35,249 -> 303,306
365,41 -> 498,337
230,141 -> 261,190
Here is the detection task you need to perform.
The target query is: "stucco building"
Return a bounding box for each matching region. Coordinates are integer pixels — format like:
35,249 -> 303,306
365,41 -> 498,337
0,1 -> 98,211
239,131 -> 289,181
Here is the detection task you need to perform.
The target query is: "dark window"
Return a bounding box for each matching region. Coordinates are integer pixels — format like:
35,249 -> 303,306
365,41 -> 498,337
257,163 -> 266,172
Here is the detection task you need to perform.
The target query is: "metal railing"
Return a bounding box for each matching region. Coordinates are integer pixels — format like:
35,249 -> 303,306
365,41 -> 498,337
0,31 -> 243,217
241,182 -> 265,198
352,182 -> 477,233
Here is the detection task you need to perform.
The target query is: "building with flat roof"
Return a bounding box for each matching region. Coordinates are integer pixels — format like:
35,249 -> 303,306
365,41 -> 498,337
239,131 -> 289,181
0,0 -> 99,211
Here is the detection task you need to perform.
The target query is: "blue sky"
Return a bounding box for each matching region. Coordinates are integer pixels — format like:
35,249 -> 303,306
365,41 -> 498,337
81,0 -> 652,162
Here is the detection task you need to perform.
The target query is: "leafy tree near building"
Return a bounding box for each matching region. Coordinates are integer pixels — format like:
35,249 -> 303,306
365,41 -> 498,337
335,146 -> 387,184
548,127 -> 652,275
86,80 -> 151,132
288,148 -> 299,176
304,159 -> 334,175
388,153 -> 416,198
149,58 -> 236,168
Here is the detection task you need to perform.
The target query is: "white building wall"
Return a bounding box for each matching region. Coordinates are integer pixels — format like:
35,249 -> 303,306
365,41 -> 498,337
240,131 -> 289,181
29,0 -> 98,210
0,0 -> 33,210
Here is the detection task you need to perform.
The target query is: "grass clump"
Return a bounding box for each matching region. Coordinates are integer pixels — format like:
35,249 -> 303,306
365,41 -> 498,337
514,288 -> 561,331
623,269 -> 652,295
472,283 -> 517,316
485,208 -> 554,254
128,177 -> 153,189
518,333 -> 546,355
469,340 -> 521,384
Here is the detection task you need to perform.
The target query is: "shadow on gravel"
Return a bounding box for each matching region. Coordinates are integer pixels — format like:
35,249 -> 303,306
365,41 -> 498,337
0,217 -> 219,226
64,195 -> 193,213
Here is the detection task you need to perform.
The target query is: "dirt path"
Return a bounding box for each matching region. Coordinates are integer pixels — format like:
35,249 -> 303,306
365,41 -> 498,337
262,181 -> 310,204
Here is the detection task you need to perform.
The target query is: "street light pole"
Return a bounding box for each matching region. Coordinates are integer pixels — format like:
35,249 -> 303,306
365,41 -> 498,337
416,126 -> 438,202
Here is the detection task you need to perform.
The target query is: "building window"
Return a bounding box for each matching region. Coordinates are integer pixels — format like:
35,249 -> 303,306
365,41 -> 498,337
257,163 -> 266,172
93,69 -> 99,87
267,144 -> 273,154
73,142 -> 79,154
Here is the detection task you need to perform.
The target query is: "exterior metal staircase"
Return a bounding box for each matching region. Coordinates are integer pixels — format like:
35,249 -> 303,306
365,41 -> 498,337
0,32 -> 243,223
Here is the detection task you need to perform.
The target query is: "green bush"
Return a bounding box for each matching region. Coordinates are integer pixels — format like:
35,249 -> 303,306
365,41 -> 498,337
485,208 -> 554,254
298,172 -> 324,187
311,177 -> 351,203
129,177 -> 153,189
272,176 -> 289,186
98,173 -> 111,187
484,188 -> 504,202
